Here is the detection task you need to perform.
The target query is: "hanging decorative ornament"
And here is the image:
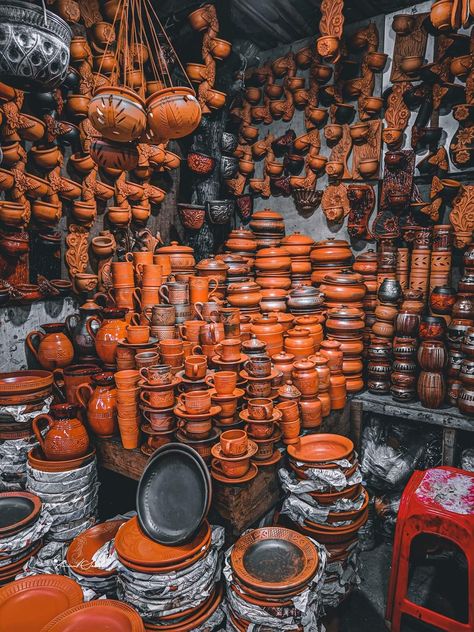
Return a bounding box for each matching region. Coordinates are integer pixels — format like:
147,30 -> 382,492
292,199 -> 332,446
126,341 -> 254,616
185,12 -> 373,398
88,86 -> 147,142
146,87 -> 202,141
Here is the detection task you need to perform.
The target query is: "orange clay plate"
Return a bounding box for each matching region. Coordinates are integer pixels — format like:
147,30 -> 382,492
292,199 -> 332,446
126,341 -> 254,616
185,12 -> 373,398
287,433 -> 353,463
67,520 -> 125,578
40,599 -> 144,632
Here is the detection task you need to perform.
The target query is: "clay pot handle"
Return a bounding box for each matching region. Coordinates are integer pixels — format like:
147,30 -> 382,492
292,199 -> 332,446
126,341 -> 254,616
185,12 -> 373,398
207,277 -> 220,299
215,343 -> 223,358
133,288 -> 142,309
205,375 -> 215,387
142,307 -> 152,323
192,345 -> 203,355
52,369 -> 66,402
142,391 -> 151,405
106,288 -> 117,306
177,393 -> 186,409
130,312 -> 141,326
177,419 -> 185,431
32,414 -> 52,455
25,331 -> 44,363
86,316 -> 101,340
139,367 -> 149,381
191,363 -> 198,377
125,252 -> 134,262
64,313 -> 79,338
93,292 -> 108,308
194,302 -> 204,320
159,285 -> 169,303
209,323 -> 218,344
76,383 -> 93,410
178,324 -> 187,339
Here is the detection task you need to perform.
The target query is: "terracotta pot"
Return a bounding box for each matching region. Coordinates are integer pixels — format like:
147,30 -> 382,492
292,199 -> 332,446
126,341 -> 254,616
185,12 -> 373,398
325,307 -> 365,339
292,360 -> 319,397
77,372 -> 117,438
320,340 -> 343,372
146,87 -> 201,141
287,286 -> 324,312
89,86 -> 147,143
395,311 -> 420,337
453,294 -> 474,321
417,340 -> 447,372
299,398 -> 322,429
155,241 -> 196,272
320,270 -> 367,303
86,308 -> 128,367
284,327 -> 315,359
250,314 -> 284,356
417,371 -> 445,409
458,386 -> 474,415
329,373 -> 347,410
310,238 -> 352,265
32,404 -> 89,461
430,0 -> 453,30
419,316 -> 446,341
271,352 -> 296,383
26,323 -> 74,371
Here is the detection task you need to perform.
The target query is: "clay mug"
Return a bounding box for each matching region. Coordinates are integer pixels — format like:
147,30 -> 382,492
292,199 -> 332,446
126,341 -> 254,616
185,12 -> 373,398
179,320 -> 204,343
151,325 -> 176,341
182,341 -> 200,358
247,398 -> 273,420
126,251 -> 153,267
134,351 -> 160,369
276,400 -> 300,422
114,287 -> 135,310
246,419 -> 274,439
114,369 -> 140,389
143,304 -> 176,326
142,407 -> 175,431
111,261 -> 134,287
218,455 -> 251,478
199,322 -> 225,345
160,352 -> 184,368
178,390 -> 211,414
178,418 -> 212,440
194,301 -> 221,322
116,346 -> 136,370
153,254 -> 172,277
159,281 -> 189,305
160,339 -> 183,354
205,370 -> 237,395
220,429 -> 248,457
174,303 -> 192,324
126,324 -> 150,344
142,386 -> 175,409
189,276 -> 219,303
139,364 -> 172,385
133,286 -> 160,310
214,338 -> 242,362
185,354 -> 208,380
245,356 -> 272,378
211,393 -> 238,418
247,380 -> 272,397
138,263 -> 162,287
219,307 -> 241,338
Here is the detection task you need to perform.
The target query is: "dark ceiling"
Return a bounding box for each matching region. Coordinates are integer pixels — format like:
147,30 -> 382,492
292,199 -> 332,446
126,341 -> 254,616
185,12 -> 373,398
160,0 -> 428,51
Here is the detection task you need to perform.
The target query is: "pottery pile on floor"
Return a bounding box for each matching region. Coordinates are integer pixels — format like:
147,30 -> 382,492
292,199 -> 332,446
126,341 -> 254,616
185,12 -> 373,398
279,434 -> 367,606
0,491 -> 51,584
224,526 -> 327,631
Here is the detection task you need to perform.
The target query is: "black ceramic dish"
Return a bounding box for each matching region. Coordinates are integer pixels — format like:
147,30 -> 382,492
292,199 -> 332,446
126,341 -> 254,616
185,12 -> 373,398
136,443 -> 210,545
0,493 -> 41,536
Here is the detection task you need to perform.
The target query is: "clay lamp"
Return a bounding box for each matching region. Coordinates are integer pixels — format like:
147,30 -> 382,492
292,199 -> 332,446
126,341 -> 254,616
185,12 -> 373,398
324,124 -> 343,143
358,159 -> 379,179
349,122 -> 369,144
383,127 -> 403,149
265,84 -> 283,99
363,96 -> 383,116
311,63 -> 333,84
107,206 -> 131,226
325,161 -> 344,179
307,154 -> 327,173
400,55 -> 424,75
392,14 -> 415,34
366,52 -> 388,72
306,106 -> 328,127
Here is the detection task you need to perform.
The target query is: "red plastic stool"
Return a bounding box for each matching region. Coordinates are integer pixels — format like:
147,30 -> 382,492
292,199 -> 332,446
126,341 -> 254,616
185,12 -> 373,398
386,466 -> 474,632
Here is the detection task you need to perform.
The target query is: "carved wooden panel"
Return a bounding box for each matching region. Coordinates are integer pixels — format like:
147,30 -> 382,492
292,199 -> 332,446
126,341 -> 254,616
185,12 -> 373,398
450,185 -> 474,248
385,81 -> 411,131
329,124 -> 352,179
351,119 -> 382,180
390,13 -> 429,83
347,184 -> 375,240
322,182 -> 350,223
65,224 -> 89,280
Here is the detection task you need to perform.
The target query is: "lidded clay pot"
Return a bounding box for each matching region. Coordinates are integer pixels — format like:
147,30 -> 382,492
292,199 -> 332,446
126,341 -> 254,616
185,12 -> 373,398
291,359 -> 319,397
196,255 -> 229,280
271,351 -> 295,382
294,316 -> 323,349
227,281 -> 262,308
353,249 -> 378,274
249,209 -> 285,235
255,247 -> 291,272
155,241 -> 195,271
287,286 -> 324,311
280,231 -> 314,255
250,313 -> 284,355
320,269 -> 367,303
325,306 -> 365,339
310,238 -> 353,265
284,326 -> 315,359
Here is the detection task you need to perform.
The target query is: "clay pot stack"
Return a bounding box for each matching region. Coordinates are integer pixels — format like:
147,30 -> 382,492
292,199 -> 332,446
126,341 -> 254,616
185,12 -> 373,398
310,238 -> 353,287
459,328 -> 474,415
390,309 -> 420,402
210,428 -> 259,483
111,261 -> 137,313
279,434 -> 367,607
325,307 -> 365,393
208,369 -> 246,433
417,316 -> 448,409
353,250 -> 378,354
320,269 -> 367,311
138,365 -> 178,455
368,340 -> 392,396
224,228 -> 258,267
155,241 -> 196,277
310,353 -> 332,418
281,231 -> 314,288
225,526 -> 325,631
115,370 -> 142,449
255,247 -> 291,305
251,313 -> 285,356
287,286 -> 325,317
409,227 -> 432,305
249,209 -> 285,249
290,360 -> 322,430
320,340 -> 347,410
196,256 -> 229,302
371,278 -> 403,343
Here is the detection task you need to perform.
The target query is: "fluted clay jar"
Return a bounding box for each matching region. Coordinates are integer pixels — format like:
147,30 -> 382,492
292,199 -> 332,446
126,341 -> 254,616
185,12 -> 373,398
417,371 -> 445,409
26,323 -> 75,371
251,313 -> 284,355
86,308 -> 128,366
395,311 -> 420,337
32,404 -> 90,461
284,327 -> 315,359
291,360 -> 319,397
320,340 -> 343,373
77,372 -> 117,438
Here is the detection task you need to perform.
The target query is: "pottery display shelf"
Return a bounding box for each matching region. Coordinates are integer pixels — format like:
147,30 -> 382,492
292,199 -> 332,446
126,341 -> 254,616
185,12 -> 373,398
350,391 -> 474,467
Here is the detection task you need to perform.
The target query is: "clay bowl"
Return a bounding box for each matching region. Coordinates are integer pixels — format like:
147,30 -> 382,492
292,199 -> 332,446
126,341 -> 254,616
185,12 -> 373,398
0,202 -> 26,227
186,63 -> 207,83
74,273 -> 98,293
325,161 -> 344,179
72,201 -> 97,225
206,88 -> 226,110
306,106 -> 328,127
131,206 -> 150,224
392,14 -> 415,34
107,207 -> 131,226
29,145 -> 62,170
91,235 -> 115,258
384,151 -> 406,169
0,232 -> 29,258
349,122 -> 369,143
366,52 -> 388,72
324,124 -> 343,143
383,127 -> 403,148
241,125 -> 259,142
400,56 -> 424,75
450,55 -> 473,79
363,96 -> 383,115
265,84 -> 283,99
334,104 -> 355,125
307,154 -> 327,173
358,159 -> 379,178
69,152 -> 95,174
31,201 -> 61,225
209,37 -> 232,60
311,63 -> 333,84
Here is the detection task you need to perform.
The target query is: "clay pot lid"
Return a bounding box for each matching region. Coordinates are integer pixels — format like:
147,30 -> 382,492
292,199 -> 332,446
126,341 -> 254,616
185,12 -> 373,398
355,249 -> 377,261
227,281 -> 260,292
115,516 -> 211,567
272,351 -> 296,362
290,286 -> 322,296
293,359 -> 316,371
79,298 -> 103,311
288,433 -> 354,463
320,340 -> 341,349
261,289 -> 287,298
256,247 -> 290,257
309,353 -> 328,366
0,575 -> 84,632
327,306 -> 365,318
228,228 -> 256,240
40,600 -> 144,632
287,326 -> 311,336
251,209 -> 284,220
313,237 -> 350,248
278,380 -> 301,399
0,492 -> 42,537
156,241 -> 194,255
196,256 -> 229,272
322,270 -> 364,285
217,254 -> 248,265
230,526 -> 319,593
242,335 -> 266,352
66,520 -> 125,578
281,232 -> 314,246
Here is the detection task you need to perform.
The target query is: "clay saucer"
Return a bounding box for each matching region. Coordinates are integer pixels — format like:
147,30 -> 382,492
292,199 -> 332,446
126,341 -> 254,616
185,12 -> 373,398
211,459 -> 258,484
0,574 -> 84,632
287,433 -> 353,463
239,367 -> 280,382
115,517 -> 211,568
40,599 -> 144,632
309,483 -> 361,504
239,408 -> 282,424
0,541 -> 42,578
231,572 -> 307,602
253,449 -> 281,467
243,390 -> 279,402
0,492 -> 42,537
214,419 -> 244,431
118,337 -> 159,348
0,370 -> 53,396
66,520 -> 125,578
173,404 -> 221,420
143,584 -> 223,632
301,507 -> 369,541
175,371 -> 209,386
27,447 -> 96,473
159,588 -> 217,623
211,353 -> 249,368
117,535 -> 210,574
211,440 -> 258,461
230,526 -> 319,594
0,385 -> 52,406
209,387 -> 246,401
138,376 -> 181,391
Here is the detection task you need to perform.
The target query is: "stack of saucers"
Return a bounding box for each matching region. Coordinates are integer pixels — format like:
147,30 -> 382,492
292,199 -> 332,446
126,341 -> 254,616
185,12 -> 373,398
225,526 -> 326,631
66,519 -> 125,597
0,491 -> 49,584
26,450 -> 98,543
279,433 -> 367,606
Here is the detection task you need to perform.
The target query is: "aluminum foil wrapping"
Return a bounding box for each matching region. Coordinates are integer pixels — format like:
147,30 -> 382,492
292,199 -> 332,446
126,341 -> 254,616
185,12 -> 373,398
115,526 -> 225,622
223,537 -> 327,632
26,457 -> 97,483
461,448 -> 474,472
190,603 -> 225,631
285,460 -> 363,492
0,433 -> 39,491
0,508 -> 53,556
321,541 -> 361,608
279,467 -> 362,495
0,396 -> 53,423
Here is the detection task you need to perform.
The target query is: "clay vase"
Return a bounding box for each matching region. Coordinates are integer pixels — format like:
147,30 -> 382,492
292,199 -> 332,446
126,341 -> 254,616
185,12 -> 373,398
26,323 -> 75,371
32,403 -> 90,461
77,372 -> 117,439
65,297 -> 103,362
291,360 -> 319,398
250,314 -> 284,356
284,327 -> 315,359
320,340 -> 343,373
417,341 -> 447,372
417,371 -> 445,409
86,308 -> 128,367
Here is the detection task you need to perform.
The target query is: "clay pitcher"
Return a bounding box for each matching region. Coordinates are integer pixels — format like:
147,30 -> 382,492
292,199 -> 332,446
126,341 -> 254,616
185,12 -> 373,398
32,403 -> 90,461
86,308 -> 128,367
77,372 -> 117,438
26,323 -> 75,370
65,297 -> 103,362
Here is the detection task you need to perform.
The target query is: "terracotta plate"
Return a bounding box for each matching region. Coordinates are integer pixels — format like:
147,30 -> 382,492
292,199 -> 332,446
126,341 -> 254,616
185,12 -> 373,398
0,574 -> 83,632
239,368 -> 280,382
28,447 -> 96,473
174,404 -> 221,420
211,440 -> 258,461
287,433 -> 354,463
115,517 -> 211,568
0,492 -> 42,536
40,599 -> 144,632
230,526 -> 318,594
239,409 -> 282,424
252,450 -> 282,467
0,385 -> 52,406
118,337 -> 159,348
66,520 -> 125,578
0,370 -> 53,395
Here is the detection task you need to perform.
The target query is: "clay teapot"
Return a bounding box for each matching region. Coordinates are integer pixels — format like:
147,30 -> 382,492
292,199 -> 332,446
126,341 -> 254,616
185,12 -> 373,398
26,323 -> 75,371
65,297 -> 104,362
32,403 -> 90,461
77,372 -> 117,439
86,308 -> 128,367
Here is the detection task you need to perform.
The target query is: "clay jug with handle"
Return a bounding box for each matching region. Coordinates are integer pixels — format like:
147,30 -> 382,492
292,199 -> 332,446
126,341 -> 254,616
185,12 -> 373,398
32,403 -> 90,461
86,308 -> 128,367
77,372 -> 117,438
26,323 -> 75,370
